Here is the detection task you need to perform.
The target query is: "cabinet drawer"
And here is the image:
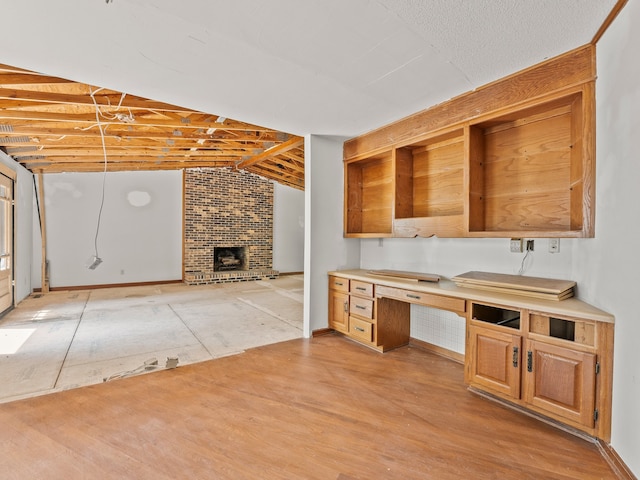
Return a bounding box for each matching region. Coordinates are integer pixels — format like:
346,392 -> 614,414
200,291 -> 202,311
376,285 -> 465,314
329,276 -> 349,293
350,280 -> 374,297
349,317 -> 374,343
350,296 -> 374,319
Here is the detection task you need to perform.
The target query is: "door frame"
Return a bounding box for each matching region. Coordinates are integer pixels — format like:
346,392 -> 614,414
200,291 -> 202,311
0,163 -> 16,316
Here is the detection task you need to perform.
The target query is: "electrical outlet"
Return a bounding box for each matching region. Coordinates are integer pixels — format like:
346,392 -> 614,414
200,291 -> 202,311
549,238 -> 560,253
510,238 -> 523,253
526,240 -> 534,252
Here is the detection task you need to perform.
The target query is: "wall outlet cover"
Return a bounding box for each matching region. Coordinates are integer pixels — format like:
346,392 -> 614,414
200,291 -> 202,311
510,238 -> 523,253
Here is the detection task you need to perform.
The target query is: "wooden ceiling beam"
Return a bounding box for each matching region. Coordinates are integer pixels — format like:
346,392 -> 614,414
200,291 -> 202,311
1,63 -> 305,189
244,165 -> 304,189
236,137 -> 304,169
247,161 -> 302,180
0,73 -> 76,85
0,125 -> 281,142
13,154 -> 238,168
0,88 -> 204,113
280,151 -> 305,163
263,158 -> 305,174
29,161 -> 236,173
0,109 -> 273,131
3,137 -> 272,149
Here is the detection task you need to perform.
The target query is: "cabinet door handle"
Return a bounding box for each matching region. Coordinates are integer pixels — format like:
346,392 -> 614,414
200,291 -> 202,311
527,351 -> 533,372
512,346 -> 519,368
343,301 -> 349,313
406,294 -> 421,300
354,326 -> 365,332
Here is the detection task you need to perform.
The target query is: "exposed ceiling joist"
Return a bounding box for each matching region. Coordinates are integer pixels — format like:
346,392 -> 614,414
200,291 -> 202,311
0,66 -> 305,190
237,137 -> 305,169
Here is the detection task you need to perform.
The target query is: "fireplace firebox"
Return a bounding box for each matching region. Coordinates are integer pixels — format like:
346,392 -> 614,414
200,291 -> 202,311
213,247 -> 247,272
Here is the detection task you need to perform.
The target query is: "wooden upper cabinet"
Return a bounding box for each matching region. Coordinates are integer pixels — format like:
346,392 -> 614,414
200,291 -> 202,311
345,151 -> 394,237
343,45 -> 596,238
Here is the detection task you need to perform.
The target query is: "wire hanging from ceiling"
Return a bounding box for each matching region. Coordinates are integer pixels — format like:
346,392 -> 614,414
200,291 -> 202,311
86,87 -> 109,270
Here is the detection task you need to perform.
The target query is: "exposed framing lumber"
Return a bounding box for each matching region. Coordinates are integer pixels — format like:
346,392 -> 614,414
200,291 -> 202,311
236,137 -> 304,169
37,174 -> 49,293
0,64 -> 305,188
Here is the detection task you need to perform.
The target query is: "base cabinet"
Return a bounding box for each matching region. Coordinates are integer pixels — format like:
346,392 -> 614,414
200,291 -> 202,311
466,301 -> 608,438
328,275 -> 411,352
328,276 -> 349,334
467,325 -> 522,399
523,339 -> 596,429
327,271 -> 613,442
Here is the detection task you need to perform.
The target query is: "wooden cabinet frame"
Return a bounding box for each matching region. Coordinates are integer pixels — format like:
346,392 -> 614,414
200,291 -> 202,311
344,45 -> 596,238
466,301 -> 612,441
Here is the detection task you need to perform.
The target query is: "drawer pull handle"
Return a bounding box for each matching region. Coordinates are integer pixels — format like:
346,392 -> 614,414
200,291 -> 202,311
356,287 -> 367,291
335,282 -> 344,286
407,294 -> 421,300
354,326 -> 365,332
355,305 -> 366,310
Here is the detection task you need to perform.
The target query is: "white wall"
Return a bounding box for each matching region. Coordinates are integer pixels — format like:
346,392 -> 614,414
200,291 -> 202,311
273,182 -> 304,273
33,170 -> 183,288
0,152 -> 33,303
575,2 -> 640,473
304,135 -> 360,337
29,169 -> 305,291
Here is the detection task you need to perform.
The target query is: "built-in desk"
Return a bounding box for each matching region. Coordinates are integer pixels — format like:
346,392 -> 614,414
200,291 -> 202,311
327,269 -> 614,441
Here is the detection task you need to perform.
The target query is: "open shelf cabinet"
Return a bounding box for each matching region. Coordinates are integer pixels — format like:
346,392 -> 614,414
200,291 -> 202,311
468,91 -> 592,237
345,151 -> 394,236
343,45 -> 596,239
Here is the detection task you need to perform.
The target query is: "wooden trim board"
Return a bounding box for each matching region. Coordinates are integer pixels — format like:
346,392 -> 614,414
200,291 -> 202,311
452,271 -> 575,301
454,282 -> 574,301
367,269 -> 441,282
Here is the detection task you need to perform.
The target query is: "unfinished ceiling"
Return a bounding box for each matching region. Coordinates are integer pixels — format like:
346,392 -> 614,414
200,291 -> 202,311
0,1 -> 622,187
0,66 -> 304,189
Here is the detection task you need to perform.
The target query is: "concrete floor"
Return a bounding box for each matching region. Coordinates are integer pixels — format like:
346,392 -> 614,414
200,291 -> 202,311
0,275 -> 304,403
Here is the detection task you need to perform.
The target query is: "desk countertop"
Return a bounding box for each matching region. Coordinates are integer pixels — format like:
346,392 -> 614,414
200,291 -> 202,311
328,269 -> 614,324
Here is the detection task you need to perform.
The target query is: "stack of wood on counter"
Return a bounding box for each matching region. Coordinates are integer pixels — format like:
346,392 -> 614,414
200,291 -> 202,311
451,271 -> 575,301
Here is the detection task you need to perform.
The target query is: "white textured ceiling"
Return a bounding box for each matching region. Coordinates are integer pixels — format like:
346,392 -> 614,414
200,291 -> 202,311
1,0 -> 617,138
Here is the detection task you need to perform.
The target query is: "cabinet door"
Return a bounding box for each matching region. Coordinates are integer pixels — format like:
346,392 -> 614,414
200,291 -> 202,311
329,290 -> 349,334
523,339 -> 596,428
468,325 -> 522,399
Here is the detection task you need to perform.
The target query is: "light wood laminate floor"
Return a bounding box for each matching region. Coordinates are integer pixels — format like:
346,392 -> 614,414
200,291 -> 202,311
0,335 -> 618,479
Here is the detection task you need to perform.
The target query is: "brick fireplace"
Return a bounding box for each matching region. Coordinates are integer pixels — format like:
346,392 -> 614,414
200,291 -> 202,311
183,168 -> 278,284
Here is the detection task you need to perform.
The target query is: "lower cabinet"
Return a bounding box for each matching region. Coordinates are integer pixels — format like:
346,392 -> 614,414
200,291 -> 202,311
523,339 -> 596,429
467,324 -> 522,399
328,276 -> 349,334
465,301 -> 606,438
328,275 -> 411,352
327,272 -> 613,441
